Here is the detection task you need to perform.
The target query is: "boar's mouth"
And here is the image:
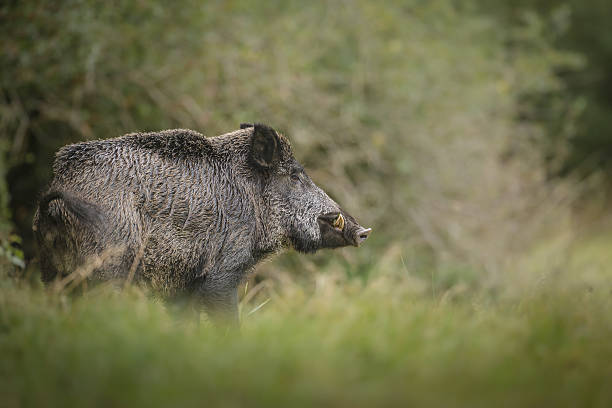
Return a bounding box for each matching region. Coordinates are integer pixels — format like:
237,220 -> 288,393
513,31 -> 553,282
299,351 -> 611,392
317,212 -> 372,248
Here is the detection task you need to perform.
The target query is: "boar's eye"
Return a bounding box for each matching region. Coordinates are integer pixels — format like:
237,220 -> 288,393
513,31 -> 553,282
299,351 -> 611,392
290,173 -> 301,182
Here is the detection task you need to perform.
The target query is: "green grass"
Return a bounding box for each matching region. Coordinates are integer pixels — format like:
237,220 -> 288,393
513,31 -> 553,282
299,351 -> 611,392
2,234 -> 612,407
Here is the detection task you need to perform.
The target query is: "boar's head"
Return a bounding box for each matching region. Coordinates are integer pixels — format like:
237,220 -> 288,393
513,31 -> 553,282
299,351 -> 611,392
247,123 -> 371,253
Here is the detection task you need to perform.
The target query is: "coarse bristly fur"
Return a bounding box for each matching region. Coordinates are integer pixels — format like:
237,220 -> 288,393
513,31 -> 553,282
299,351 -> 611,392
33,123 -> 370,324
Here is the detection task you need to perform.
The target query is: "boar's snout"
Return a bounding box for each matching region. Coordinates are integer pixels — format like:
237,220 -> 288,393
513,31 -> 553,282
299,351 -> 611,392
354,226 -> 372,246
317,212 -> 372,248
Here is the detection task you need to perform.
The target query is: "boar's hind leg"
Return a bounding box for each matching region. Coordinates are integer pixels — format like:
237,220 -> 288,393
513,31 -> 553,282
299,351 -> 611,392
196,274 -> 239,326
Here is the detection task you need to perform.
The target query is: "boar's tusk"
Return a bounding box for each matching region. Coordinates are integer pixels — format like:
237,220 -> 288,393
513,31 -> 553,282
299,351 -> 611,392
333,213 -> 345,231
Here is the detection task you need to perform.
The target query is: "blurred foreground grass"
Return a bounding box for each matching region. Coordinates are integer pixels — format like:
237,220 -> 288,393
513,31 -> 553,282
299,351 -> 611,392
2,231 -> 612,408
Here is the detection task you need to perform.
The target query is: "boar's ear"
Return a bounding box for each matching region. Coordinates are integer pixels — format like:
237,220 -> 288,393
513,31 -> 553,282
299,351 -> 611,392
240,123 -> 254,129
250,123 -> 279,169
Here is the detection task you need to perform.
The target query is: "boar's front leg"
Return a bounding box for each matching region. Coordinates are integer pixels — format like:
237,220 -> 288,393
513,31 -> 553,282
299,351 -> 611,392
197,272 -> 240,326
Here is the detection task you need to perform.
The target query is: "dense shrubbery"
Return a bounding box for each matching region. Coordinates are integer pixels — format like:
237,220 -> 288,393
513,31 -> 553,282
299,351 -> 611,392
483,0 -> 612,177
0,0 -> 583,285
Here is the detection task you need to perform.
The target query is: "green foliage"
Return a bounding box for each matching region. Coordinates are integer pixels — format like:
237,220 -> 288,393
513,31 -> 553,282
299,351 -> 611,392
1,0 -> 579,282
481,0 -> 612,177
0,138 -> 24,270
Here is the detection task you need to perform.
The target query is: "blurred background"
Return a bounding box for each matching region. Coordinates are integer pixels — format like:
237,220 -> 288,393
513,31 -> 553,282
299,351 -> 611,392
1,0 -> 612,294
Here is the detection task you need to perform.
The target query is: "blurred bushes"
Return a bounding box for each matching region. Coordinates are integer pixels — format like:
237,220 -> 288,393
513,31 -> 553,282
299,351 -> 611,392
483,1 -> 612,177
0,1 -> 583,284
0,137 -> 23,271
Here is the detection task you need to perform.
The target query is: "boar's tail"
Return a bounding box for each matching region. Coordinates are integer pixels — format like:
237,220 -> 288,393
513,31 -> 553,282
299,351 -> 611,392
35,191 -> 106,284
37,190 -> 104,230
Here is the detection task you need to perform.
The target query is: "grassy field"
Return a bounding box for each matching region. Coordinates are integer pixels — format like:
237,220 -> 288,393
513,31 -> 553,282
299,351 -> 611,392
2,230 -> 612,408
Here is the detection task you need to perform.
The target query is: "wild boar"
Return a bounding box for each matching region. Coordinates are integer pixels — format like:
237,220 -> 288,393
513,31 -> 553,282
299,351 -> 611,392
33,123 -> 371,323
